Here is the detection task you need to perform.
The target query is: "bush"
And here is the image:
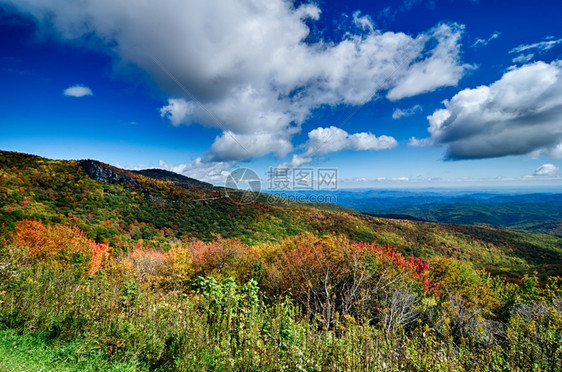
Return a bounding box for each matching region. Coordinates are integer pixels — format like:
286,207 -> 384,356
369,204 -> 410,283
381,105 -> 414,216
11,219 -> 108,274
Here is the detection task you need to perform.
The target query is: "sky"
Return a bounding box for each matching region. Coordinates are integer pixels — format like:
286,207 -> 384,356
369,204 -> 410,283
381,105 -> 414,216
1,0 -> 562,189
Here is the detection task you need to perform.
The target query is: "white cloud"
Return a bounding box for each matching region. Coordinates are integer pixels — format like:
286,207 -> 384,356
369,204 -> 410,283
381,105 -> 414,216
280,154 -> 313,170
510,37 -> 562,65
280,126 -> 397,168
159,158 -> 234,184
387,24 -> 468,101
306,126 -> 397,154
408,137 -> 430,147
413,61 -> 562,160
160,98 -> 197,126
63,84 -> 93,97
353,11 -> 375,33
210,131 -> 293,162
510,38 -> 562,54
472,31 -> 500,48
533,163 -> 559,176
512,53 -> 534,64
392,104 -> 422,119
6,0 -> 469,162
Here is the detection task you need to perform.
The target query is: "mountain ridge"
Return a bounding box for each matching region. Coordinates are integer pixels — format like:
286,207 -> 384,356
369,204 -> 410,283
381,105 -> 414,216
1,149 -> 561,278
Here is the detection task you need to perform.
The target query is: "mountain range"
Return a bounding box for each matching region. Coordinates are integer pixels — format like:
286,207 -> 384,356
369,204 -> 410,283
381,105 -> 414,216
267,189 -> 562,235
1,150 -> 561,278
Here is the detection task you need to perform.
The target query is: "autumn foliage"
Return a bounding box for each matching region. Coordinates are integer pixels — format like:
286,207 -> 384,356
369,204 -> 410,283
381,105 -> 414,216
1,219 -> 561,371
12,219 -> 108,274
258,233 -> 436,326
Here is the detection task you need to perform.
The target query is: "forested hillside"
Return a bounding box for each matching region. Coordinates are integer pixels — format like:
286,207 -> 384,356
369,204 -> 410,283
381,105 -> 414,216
1,150 -> 560,277
0,150 -> 561,371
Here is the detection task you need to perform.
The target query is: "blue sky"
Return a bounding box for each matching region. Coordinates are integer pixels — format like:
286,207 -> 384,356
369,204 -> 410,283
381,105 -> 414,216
1,0 -> 562,188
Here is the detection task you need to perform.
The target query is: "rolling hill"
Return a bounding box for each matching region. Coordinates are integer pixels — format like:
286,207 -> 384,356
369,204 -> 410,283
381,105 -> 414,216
1,149 -> 561,277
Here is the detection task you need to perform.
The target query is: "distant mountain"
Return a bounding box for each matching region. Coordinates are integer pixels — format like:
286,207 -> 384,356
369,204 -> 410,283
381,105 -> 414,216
1,149 -> 561,278
384,202 -> 562,235
268,189 -> 562,235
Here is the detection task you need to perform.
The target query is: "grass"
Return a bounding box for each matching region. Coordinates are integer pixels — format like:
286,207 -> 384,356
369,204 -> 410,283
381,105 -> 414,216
0,328 -> 139,372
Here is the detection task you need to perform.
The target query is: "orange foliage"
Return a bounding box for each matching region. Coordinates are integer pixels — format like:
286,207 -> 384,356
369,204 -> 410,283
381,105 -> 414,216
267,234 -> 434,294
118,238 -> 258,290
118,243 -> 195,290
190,238 -> 257,281
260,233 -> 436,324
88,241 -> 110,275
13,219 -> 108,274
119,244 -> 168,283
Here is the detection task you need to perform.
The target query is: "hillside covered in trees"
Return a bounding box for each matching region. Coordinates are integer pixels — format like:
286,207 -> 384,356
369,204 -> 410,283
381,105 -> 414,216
0,150 -> 561,371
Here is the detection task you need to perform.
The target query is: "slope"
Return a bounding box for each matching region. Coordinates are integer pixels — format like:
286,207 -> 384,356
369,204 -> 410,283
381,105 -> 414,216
1,150 -> 561,277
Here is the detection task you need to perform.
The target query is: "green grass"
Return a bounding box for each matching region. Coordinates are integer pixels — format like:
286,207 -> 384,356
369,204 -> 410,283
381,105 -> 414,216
0,329 -> 139,372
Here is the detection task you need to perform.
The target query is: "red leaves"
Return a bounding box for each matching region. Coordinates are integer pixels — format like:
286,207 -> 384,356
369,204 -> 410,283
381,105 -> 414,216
267,234 -> 436,296
372,247 -> 434,292
13,219 -> 108,274
88,241 -> 109,275
11,220 -> 437,292
190,238 -> 256,281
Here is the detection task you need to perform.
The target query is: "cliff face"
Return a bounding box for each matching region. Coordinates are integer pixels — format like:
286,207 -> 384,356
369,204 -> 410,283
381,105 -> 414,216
78,160 -> 138,187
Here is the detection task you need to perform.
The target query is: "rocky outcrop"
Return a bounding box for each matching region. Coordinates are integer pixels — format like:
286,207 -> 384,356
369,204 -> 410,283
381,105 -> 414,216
79,160 -> 138,187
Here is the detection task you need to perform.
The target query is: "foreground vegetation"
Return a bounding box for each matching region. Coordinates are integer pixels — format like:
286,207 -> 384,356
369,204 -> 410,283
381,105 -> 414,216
0,220 -> 560,371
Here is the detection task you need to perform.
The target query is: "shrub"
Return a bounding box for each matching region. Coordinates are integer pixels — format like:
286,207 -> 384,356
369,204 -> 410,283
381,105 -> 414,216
11,219 -> 108,274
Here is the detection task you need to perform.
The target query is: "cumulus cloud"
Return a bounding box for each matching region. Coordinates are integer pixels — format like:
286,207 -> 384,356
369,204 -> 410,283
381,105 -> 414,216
472,31 -> 500,48
412,61 -> 562,160
63,84 -> 93,97
159,158 -> 234,184
408,137 -> 430,147
386,24 -> 468,100
160,99 -> 197,126
5,0 -> 469,162
280,126 -> 397,168
392,104 -> 422,119
210,131 -> 293,162
533,163 -> 559,176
